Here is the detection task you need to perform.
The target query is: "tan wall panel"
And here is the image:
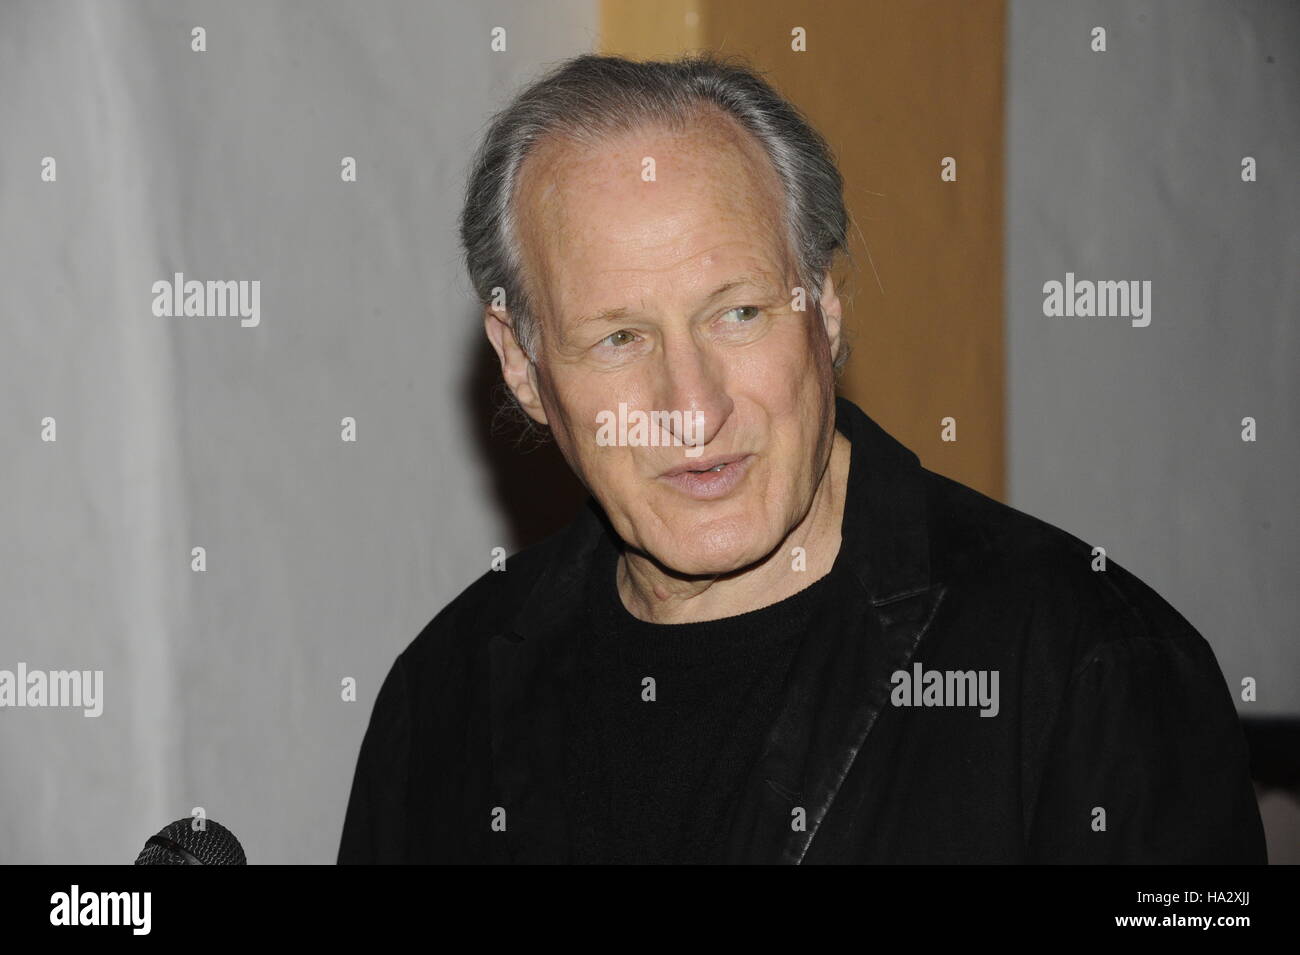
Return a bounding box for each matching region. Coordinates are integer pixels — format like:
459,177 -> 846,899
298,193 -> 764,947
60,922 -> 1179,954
601,0 -> 1006,500
600,0 -> 706,59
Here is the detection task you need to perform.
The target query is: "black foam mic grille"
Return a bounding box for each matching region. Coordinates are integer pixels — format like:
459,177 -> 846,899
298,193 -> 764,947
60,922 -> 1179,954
134,817 -> 247,865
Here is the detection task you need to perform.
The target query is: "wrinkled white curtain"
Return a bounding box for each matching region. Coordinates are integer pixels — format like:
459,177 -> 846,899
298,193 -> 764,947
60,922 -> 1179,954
1006,0 -> 1300,716
0,0 -> 596,863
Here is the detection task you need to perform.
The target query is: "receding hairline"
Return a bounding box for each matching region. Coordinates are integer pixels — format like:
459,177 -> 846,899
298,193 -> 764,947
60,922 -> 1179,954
459,51 -> 853,389
507,106 -> 798,342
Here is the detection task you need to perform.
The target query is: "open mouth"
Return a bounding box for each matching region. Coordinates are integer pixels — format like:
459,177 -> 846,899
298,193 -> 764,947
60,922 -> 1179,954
659,454 -> 754,500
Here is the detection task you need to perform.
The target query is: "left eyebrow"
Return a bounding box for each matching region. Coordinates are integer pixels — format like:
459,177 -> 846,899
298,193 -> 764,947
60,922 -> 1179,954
701,275 -> 771,305
572,273 -> 775,329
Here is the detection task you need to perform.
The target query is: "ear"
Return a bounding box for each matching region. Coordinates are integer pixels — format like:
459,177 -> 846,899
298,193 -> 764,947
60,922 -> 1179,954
483,306 -> 549,426
818,272 -> 844,361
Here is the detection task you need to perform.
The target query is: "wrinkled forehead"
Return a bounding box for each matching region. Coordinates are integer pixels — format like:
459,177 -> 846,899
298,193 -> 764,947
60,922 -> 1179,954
511,109 -> 795,328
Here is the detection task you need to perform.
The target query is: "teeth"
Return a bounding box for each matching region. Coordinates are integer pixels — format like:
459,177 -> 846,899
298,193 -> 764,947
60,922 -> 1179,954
693,463 -> 726,473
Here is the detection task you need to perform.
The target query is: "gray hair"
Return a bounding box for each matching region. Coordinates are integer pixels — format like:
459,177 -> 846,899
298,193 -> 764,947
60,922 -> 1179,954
459,52 -> 852,388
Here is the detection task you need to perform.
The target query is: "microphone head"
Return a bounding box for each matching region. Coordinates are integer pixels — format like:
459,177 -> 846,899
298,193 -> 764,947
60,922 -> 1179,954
134,817 -> 247,865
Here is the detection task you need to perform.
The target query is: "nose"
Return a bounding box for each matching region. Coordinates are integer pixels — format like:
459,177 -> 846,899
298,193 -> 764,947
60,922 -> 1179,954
653,334 -> 733,454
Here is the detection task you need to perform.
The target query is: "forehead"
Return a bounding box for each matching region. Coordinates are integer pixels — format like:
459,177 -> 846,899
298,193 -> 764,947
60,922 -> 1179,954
512,109 -> 792,323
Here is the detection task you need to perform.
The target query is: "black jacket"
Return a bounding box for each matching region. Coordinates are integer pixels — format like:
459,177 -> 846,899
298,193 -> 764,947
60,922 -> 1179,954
338,396 -> 1266,863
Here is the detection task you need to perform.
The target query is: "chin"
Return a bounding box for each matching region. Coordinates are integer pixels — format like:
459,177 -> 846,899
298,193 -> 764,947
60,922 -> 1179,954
646,514 -> 776,578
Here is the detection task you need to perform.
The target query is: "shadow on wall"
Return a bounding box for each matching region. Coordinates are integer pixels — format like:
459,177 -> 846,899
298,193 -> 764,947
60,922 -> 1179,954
461,330 -> 588,553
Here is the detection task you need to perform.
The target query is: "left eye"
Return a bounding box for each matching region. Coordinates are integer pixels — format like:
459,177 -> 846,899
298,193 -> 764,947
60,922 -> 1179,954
601,329 -> 638,347
723,306 -> 760,322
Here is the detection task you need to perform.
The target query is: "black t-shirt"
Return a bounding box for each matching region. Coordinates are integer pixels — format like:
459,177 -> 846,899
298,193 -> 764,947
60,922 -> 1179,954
565,532 -> 840,864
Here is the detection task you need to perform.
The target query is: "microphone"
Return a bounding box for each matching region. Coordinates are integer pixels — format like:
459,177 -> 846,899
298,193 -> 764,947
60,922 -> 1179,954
134,817 -> 247,865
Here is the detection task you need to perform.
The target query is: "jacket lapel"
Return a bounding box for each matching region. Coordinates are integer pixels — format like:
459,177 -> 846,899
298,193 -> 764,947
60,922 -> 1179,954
723,397 -> 947,863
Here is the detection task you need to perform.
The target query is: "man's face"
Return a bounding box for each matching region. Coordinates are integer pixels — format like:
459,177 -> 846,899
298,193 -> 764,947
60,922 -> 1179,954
499,110 -> 842,577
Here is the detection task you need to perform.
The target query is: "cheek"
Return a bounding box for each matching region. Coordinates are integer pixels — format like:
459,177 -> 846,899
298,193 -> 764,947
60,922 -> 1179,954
552,396 -> 644,493
739,351 -> 816,430
756,353 -> 833,490
749,318 -> 821,383
588,445 -> 635,486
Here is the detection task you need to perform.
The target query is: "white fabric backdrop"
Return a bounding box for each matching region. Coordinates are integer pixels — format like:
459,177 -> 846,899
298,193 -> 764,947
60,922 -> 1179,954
0,0 -> 596,864
1006,0 -> 1299,717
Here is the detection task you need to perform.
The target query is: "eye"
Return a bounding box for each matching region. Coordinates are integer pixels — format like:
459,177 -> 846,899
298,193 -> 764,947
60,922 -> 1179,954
601,329 -> 638,347
722,305 -> 761,322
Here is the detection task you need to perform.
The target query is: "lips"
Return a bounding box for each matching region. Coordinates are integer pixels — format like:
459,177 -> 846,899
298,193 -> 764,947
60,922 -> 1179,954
660,453 -> 749,478
658,453 -> 754,501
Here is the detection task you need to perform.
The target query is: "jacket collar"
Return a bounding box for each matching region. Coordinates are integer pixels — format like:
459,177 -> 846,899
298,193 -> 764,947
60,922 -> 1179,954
832,394 -> 933,604
722,396 -> 945,862
490,396 -> 944,863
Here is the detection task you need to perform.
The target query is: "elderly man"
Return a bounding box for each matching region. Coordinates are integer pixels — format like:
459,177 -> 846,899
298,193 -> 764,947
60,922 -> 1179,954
338,54 -> 1265,864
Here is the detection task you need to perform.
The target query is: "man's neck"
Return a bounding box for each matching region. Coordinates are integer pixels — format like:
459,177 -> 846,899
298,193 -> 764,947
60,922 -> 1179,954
616,429 -> 852,624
